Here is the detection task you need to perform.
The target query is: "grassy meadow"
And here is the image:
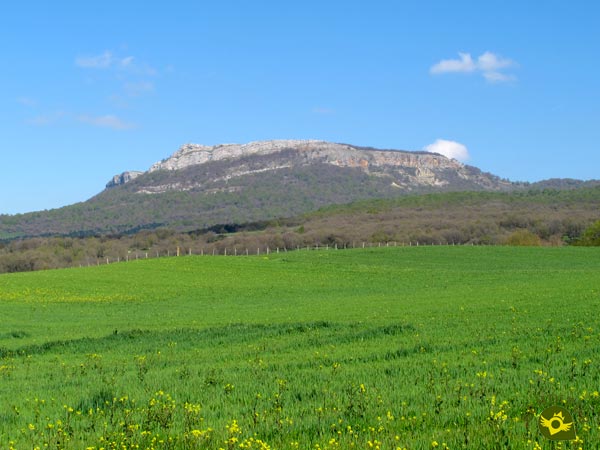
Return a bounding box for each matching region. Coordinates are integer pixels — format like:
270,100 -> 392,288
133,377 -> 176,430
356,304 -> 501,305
0,246 -> 599,449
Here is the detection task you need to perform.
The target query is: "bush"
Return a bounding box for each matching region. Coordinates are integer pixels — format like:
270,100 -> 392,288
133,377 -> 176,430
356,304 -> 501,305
574,220 -> 600,246
505,229 -> 541,246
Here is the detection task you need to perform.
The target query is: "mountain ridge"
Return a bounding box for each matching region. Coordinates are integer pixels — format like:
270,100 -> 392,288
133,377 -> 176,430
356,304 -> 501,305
106,139 -> 511,193
0,139 -> 596,241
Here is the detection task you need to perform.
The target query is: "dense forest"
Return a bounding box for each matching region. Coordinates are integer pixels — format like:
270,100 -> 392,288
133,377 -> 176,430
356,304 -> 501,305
1,188 -> 599,274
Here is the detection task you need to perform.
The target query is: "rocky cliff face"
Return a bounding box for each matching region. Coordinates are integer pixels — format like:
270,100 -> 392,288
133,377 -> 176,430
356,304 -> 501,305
108,140 -> 507,193
147,140 -> 455,173
0,140 -> 519,240
106,171 -> 143,188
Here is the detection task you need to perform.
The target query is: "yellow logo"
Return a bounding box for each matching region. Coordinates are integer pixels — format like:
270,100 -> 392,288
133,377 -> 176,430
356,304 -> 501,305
538,406 -> 576,441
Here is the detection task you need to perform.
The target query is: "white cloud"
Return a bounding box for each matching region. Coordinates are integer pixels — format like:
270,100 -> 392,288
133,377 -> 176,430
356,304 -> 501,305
430,51 -> 517,83
430,52 -> 476,74
107,81 -> 155,108
483,71 -> 516,83
477,51 -> 513,72
75,51 -> 114,69
73,50 -> 161,128
424,139 -> 470,162
120,56 -> 135,67
77,114 -> 135,130
75,51 -> 137,70
25,111 -> 135,129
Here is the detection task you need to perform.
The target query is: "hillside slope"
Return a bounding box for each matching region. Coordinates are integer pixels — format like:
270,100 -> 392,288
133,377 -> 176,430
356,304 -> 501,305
0,140 -> 513,239
2,187 -> 599,273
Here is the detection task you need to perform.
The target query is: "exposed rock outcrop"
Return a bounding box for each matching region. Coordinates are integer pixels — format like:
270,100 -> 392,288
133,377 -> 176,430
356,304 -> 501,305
147,140 -> 456,174
106,140 -> 512,193
106,171 -> 143,188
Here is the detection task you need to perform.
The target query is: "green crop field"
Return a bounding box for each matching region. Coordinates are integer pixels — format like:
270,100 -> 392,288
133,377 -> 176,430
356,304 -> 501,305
0,247 -> 599,449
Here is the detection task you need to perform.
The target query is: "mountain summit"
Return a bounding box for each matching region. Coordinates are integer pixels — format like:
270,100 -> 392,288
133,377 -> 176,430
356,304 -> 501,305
107,139 -> 509,192
2,140 -> 513,240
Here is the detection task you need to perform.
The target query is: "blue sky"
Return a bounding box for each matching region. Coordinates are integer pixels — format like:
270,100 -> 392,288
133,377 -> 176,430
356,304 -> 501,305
1,1 -> 599,214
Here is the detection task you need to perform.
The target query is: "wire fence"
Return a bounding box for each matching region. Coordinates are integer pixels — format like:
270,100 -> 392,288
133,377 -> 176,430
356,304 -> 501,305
77,240 -> 486,268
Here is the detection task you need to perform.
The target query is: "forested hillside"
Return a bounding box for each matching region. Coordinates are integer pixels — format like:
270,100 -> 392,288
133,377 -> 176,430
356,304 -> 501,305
0,140 -> 514,240
2,187 -> 599,273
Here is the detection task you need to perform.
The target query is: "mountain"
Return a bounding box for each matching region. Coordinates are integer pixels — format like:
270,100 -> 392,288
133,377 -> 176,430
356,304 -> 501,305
528,178 -> 600,190
1,140 -> 516,240
107,140 -> 511,192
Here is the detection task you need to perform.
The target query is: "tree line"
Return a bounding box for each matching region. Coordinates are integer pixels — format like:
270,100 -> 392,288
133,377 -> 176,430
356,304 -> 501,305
1,188 -> 599,274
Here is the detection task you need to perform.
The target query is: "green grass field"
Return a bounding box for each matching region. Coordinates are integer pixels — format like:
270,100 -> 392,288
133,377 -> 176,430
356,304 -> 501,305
0,247 -> 599,449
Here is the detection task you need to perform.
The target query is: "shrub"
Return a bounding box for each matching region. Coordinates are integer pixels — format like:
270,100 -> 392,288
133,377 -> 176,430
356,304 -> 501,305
505,229 -> 541,246
574,220 -> 600,246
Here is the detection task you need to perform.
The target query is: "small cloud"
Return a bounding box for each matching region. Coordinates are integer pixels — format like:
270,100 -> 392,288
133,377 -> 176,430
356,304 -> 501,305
120,56 -> 135,67
483,71 -> 516,83
76,51 -> 114,69
430,52 -> 476,74
431,51 -> 517,83
424,139 -> 470,162
477,51 -> 514,72
77,114 -> 135,130
75,51 -> 137,70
